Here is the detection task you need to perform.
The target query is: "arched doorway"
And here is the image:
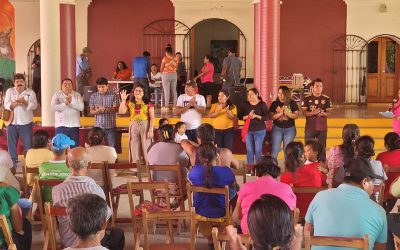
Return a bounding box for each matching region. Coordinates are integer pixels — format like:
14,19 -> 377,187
27,39 -> 40,89
190,19 -> 246,81
366,35 -> 400,103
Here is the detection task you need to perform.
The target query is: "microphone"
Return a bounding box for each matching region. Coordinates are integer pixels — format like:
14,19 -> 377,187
388,99 -> 398,112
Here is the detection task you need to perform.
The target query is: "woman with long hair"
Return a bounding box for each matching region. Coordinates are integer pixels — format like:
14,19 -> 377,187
112,61 -> 132,81
240,88 -> 268,164
269,86 -> 299,159
377,132 -> 400,167
207,89 -> 237,150
119,83 -> 154,165
160,45 -> 178,111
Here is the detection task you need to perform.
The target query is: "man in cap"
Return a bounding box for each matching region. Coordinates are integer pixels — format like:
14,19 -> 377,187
304,157 -> 387,250
76,47 -> 92,96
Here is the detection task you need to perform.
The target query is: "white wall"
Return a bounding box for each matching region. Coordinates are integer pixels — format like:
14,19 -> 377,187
172,0 -> 254,78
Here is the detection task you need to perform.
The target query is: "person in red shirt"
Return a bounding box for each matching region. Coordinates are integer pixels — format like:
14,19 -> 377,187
112,61 -> 132,81
280,141 -> 326,187
376,132 -> 400,167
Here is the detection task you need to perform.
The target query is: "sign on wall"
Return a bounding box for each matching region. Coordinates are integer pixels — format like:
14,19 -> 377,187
0,0 -> 15,88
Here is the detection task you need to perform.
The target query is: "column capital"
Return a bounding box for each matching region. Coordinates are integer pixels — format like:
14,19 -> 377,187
60,0 -> 76,4
76,0 -> 92,6
9,0 -> 38,8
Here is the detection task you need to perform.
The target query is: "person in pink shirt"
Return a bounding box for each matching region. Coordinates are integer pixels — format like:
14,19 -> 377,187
235,155 -> 296,235
194,55 -> 216,108
392,89 -> 400,135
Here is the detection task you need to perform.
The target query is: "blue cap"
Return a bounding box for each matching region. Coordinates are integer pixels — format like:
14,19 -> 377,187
52,133 -> 75,151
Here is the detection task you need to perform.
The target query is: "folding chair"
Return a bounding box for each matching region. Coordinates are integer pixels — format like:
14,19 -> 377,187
0,214 -> 16,250
292,187 -> 327,219
127,181 -> 171,249
211,227 -> 251,250
88,162 -> 110,206
304,231 -> 369,250
142,208 -> 196,250
43,202 -> 67,250
22,164 -> 39,197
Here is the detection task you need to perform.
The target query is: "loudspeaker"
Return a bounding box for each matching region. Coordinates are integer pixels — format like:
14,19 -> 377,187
228,86 -> 247,109
83,85 -> 98,116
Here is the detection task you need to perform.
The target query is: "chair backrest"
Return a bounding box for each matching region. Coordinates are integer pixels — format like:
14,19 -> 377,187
373,183 -> 385,206
293,207 -> 300,226
304,231 -> 369,250
292,187 -> 327,218
146,163 -> 184,199
44,202 -> 67,250
187,183 -> 231,224
22,164 -> 39,196
0,215 -> 16,250
142,208 -> 196,250
384,165 -> 400,199
88,162 -> 110,206
212,227 -> 251,250
232,164 -> 247,184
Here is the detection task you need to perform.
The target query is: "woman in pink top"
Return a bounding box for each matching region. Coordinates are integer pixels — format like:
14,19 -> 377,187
194,55 -> 216,108
160,45 -> 178,112
392,89 -> 400,135
235,156 -> 296,235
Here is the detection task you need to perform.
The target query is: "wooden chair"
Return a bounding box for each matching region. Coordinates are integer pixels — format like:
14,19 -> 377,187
0,214 -> 17,250
22,164 -> 39,197
211,227 -> 252,250
304,231 -> 369,250
384,165 -> 400,199
293,207 -> 300,226
393,233 -> 400,250
292,187 -> 327,219
373,183 -> 385,206
232,164 -> 247,184
88,162 -> 110,207
245,164 -> 255,175
106,162 -> 142,225
43,202 -> 67,250
127,181 -> 171,250
187,183 -> 232,227
142,208 -> 196,250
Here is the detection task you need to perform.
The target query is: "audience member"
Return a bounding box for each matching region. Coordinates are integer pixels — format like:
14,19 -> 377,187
376,132 -> 400,167
133,51 -> 151,98
4,73 -> 38,170
391,89 -> 400,135
174,121 -> 188,143
112,61 -> 132,81
281,141 -> 326,187
326,124 -> 359,186
176,52 -> 187,96
239,88 -> 268,164
160,45 -> 178,111
181,123 -> 239,169
51,78 -> 84,145
175,80 -> 206,141
31,45 -> 41,103
52,147 -> 120,249
220,47 -> 242,90
89,77 -> 119,148
305,157 -> 387,249
0,148 -> 13,172
119,84 -> 154,164
158,118 -> 169,127
304,140 -> 328,176
228,194 -> 303,250
194,54 -> 216,108
301,78 -> 332,150
64,194 -> 111,250
269,86 -> 299,159
149,64 -> 163,107
207,89 -> 237,150
236,156 -> 296,235
387,177 -> 400,250
76,47 -> 92,96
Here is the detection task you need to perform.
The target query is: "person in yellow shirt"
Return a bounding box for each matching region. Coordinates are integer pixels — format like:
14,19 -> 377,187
207,90 -> 237,150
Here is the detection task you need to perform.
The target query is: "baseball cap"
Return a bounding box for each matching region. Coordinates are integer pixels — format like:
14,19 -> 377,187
186,80 -> 197,88
82,47 -> 92,54
52,133 -> 75,151
344,157 -> 383,182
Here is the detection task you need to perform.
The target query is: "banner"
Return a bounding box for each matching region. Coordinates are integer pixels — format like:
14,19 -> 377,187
0,0 -> 15,88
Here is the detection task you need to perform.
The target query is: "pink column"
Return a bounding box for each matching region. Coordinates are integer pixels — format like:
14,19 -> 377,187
260,0 -> 280,105
253,1 -> 261,91
60,4 -> 76,86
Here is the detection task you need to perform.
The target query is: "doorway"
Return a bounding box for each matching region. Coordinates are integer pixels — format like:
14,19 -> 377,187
367,37 -> 399,103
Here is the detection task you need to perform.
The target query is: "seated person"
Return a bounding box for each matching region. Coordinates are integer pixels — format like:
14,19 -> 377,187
236,156 -> 296,235
112,61 -> 132,81
305,157 -> 387,250
149,64 -> 163,107
387,177 -> 400,250
52,147 -> 118,249
0,175 -> 32,250
64,194 -> 109,250
188,142 -> 236,245
376,132 -> 400,167
158,118 -> 169,127
25,130 -> 53,187
174,122 -> 188,143
280,141 -> 326,187
0,148 -> 14,173
38,133 -> 73,203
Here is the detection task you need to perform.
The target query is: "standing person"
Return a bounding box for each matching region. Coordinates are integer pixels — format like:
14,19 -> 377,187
4,73 -> 38,170
76,47 -> 92,96
391,89 -> 400,135
301,78 -> 332,150
174,80 -> 206,142
176,52 -> 186,96
194,54 -> 216,108
51,78 -> 84,146
112,61 -> 132,81
160,45 -> 178,111
207,90 -> 237,150
239,88 -> 268,165
269,86 -> 299,159
119,84 -> 154,164
31,45 -> 41,103
89,77 -> 119,149
133,51 -> 151,98
220,47 -> 242,90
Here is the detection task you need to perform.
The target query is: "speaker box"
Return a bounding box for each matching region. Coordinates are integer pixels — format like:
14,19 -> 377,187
228,86 -> 247,110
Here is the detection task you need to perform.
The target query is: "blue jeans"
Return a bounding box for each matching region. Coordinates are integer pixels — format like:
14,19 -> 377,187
186,129 -> 198,143
55,127 -> 79,147
152,87 -> 164,107
245,129 -> 266,164
7,123 -> 33,168
215,128 -> 234,150
104,128 -> 116,149
271,125 -> 296,159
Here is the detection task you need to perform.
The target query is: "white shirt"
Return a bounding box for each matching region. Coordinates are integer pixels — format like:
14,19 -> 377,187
150,72 -> 162,88
0,150 -> 13,169
176,94 -> 206,130
51,90 -> 84,128
174,132 -> 188,143
4,87 -> 37,125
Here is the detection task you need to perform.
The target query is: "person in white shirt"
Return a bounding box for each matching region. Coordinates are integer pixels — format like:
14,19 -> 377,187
51,78 -> 84,146
174,121 -> 188,143
174,80 -> 206,142
0,149 -> 14,171
149,64 -> 163,108
4,73 -> 38,169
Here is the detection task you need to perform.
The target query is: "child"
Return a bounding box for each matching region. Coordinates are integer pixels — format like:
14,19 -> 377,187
149,64 -> 163,108
304,140 -> 328,175
174,122 -> 188,143
158,118 -> 169,127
